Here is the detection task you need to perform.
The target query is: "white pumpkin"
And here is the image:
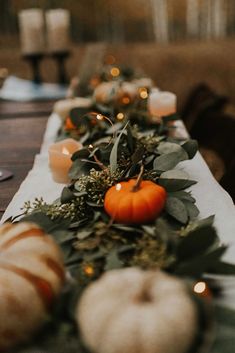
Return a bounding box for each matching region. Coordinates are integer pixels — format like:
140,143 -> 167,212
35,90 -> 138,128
94,81 -> 119,104
53,97 -> 92,120
0,222 -> 65,351
133,77 -> 154,89
77,268 -> 197,353
94,81 -> 137,104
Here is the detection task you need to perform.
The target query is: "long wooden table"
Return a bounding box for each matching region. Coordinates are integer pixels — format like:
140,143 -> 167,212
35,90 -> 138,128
0,100 -> 55,219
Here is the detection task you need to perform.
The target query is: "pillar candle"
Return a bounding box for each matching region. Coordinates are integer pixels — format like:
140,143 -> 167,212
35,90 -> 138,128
46,9 -> 70,53
148,90 -> 177,118
18,9 -> 45,55
48,138 -> 82,184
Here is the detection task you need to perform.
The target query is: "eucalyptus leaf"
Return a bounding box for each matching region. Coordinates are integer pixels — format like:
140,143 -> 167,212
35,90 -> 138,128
168,191 -> 196,203
127,124 -> 135,153
110,122 -> 129,174
95,103 -> 112,116
71,148 -> 89,162
158,178 -> 197,192
112,224 -> 142,233
65,250 -> 84,266
79,131 -> 90,144
76,229 -> 93,240
157,142 -> 187,155
105,249 -> 124,271
20,212 -> 70,234
153,151 -> 187,172
131,145 -> 145,164
181,216 -> 215,237
142,225 -> 156,236
73,191 -> 88,197
61,187 -> 75,204
174,245 -> 227,276
70,107 -> 90,126
160,169 -> 189,180
181,140 -> 198,159
165,197 -> 188,224
210,261 -> 235,275
52,230 -> 75,244
183,200 -> 200,220
86,201 -> 103,208
69,158 -> 95,179
177,225 -> 218,261
106,122 -> 123,135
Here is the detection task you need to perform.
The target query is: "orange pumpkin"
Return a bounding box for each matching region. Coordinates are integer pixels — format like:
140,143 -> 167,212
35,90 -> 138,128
104,180 -> 166,224
65,116 -> 76,131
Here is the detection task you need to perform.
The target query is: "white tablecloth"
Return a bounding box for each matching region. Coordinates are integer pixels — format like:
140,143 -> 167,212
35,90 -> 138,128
1,114 -> 235,307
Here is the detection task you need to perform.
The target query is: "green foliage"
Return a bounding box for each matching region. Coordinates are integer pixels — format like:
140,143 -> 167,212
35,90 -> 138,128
15,70 -> 235,353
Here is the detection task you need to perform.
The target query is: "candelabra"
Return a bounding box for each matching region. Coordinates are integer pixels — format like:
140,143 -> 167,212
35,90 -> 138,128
23,53 -> 44,84
0,169 -> 13,182
51,50 -> 70,85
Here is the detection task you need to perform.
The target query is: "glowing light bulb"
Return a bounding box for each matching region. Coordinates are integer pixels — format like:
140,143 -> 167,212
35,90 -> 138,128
116,112 -> 125,121
96,114 -> 103,121
194,281 -> 206,294
84,265 -> 94,276
139,87 -> 148,99
110,67 -> 120,77
89,144 -> 94,149
122,96 -> 130,105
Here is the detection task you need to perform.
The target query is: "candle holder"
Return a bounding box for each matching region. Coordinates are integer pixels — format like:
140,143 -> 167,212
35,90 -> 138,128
51,50 -> 70,85
23,53 -> 44,84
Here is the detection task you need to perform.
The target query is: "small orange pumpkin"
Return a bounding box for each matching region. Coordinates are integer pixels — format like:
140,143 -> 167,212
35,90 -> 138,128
104,179 -> 167,224
65,116 -> 76,131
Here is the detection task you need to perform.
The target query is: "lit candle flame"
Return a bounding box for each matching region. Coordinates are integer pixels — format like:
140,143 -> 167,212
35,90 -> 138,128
62,147 -> 70,155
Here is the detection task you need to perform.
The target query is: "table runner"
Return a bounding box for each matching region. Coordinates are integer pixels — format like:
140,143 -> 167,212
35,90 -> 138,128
1,113 -> 235,308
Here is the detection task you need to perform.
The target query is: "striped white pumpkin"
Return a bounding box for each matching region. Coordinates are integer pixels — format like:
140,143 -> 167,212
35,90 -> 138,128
0,222 -> 65,351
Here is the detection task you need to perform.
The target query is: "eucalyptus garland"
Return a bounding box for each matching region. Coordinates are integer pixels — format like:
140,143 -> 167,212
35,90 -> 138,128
9,65 -> 235,353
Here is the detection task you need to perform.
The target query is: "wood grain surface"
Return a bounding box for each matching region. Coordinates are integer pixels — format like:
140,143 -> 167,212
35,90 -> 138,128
0,102 -> 51,219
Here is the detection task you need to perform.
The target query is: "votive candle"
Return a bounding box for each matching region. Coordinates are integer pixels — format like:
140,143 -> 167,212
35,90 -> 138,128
48,138 -> 82,184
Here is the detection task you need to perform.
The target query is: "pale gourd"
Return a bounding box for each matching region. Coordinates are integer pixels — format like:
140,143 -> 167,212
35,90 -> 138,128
53,97 -> 92,120
77,267 -> 197,353
0,222 -> 65,351
94,81 -> 137,104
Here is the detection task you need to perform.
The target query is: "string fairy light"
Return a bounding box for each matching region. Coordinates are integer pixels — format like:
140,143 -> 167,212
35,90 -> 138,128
110,67 -> 120,77
83,264 -> 95,276
193,281 -> 207,294
116,112 -> 125,121
139,87 -> 148,99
